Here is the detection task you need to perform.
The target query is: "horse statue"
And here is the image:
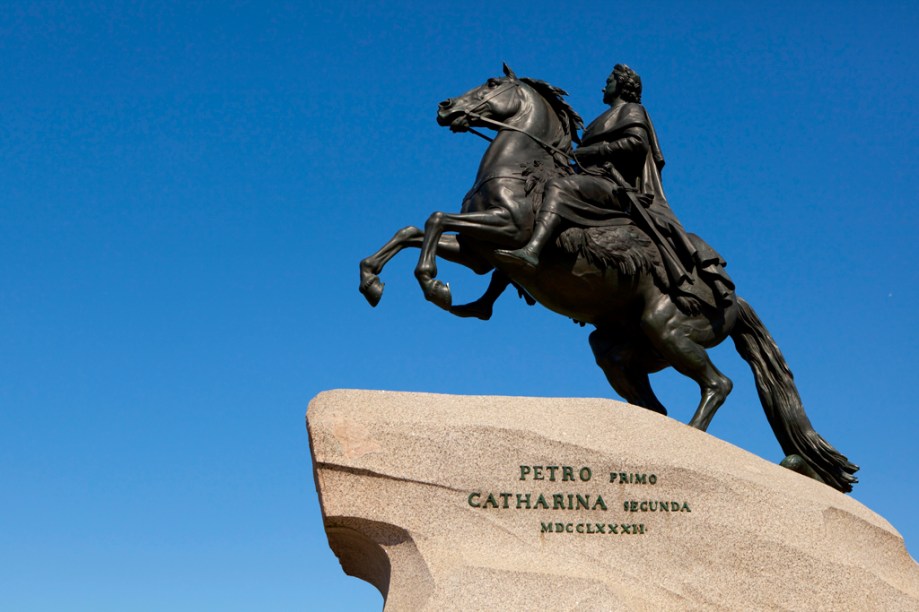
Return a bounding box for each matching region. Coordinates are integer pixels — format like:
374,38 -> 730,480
358,65 -> 858,493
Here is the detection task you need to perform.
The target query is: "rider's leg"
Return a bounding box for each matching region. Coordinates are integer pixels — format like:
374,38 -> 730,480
491,176 -> 571,269
493,210 -> 561,268
494,174 -> 622,269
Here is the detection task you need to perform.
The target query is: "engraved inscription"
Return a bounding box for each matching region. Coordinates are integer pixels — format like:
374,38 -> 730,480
464,464 -> 694,535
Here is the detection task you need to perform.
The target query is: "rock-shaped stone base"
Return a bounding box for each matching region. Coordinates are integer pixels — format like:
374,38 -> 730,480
307,390 -> 919,610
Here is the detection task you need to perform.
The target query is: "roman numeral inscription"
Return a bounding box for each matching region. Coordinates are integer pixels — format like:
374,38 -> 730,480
465,465 -> 693,535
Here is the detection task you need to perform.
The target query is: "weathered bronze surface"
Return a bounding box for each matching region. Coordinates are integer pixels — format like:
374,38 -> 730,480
358,65 -> 858,493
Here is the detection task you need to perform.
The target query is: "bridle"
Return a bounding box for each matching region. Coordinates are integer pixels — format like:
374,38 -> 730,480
457,79 -> 594,174
465,79 -> 520,116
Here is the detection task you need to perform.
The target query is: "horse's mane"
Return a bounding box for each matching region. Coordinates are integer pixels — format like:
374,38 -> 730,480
520,77 -> 584,149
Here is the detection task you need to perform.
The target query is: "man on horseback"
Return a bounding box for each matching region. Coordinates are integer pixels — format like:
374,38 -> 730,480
360,65 -> 859,493
495,64 -> 734,307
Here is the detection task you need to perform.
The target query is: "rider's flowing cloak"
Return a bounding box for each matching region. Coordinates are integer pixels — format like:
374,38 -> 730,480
544,102 -> 733,305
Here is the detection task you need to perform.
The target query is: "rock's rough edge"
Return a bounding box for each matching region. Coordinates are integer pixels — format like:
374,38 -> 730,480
308,389 -> 919,611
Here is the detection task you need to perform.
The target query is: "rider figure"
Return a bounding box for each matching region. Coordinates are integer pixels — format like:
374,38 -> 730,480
495,64 -> 733,305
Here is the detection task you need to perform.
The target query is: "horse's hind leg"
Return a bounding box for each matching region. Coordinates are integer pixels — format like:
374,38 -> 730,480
640,297 -> 732,431
449,270 -> 510,320
589,329 -> 668,416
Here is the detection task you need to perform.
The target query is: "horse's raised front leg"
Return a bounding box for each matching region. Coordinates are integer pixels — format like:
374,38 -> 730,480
360,226 -> 423,306
360,226 -> 491,307
415,207 -> 524,310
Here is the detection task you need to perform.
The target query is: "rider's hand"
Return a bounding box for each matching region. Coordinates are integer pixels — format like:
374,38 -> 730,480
573,145 -> 599,161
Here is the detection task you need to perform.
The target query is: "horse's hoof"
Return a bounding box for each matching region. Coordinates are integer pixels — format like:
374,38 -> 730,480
424,280 -> 452,310
360,276 -> 384,307
780,454 -> 825,484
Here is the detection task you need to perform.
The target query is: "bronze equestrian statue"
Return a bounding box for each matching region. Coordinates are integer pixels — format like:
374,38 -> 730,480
358,64 -> 858,493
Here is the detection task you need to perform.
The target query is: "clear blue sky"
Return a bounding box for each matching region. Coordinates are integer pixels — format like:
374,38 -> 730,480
2,2 -> 917,610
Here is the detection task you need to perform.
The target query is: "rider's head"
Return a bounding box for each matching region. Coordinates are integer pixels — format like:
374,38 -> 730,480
609,64 -> 642,104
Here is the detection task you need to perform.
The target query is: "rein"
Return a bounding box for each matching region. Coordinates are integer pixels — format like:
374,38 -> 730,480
464,111 -> 604,177
457,81 -> 596,175
464,111 -> 573,161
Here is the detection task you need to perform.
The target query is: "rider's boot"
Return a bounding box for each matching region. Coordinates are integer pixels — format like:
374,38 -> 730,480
494,212 -> 561,269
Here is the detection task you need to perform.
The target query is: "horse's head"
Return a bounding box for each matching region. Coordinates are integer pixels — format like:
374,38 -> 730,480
437,64 -> 583,154
437,64 -> 527,133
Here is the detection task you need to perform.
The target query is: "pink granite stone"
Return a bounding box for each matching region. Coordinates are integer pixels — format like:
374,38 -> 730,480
308,389 -> 919,611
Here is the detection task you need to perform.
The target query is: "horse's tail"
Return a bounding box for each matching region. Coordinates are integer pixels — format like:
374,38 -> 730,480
730,297 -> 859,493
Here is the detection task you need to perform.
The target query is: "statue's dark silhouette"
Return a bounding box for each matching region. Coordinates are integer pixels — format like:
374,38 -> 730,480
359,64 -> 858,493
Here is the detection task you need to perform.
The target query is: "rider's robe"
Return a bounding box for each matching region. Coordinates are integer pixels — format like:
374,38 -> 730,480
542,102 -> 730,299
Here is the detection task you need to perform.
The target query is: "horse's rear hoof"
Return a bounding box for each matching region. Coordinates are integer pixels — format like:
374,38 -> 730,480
360,277 -> 384,307
780,454 -> 825,484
